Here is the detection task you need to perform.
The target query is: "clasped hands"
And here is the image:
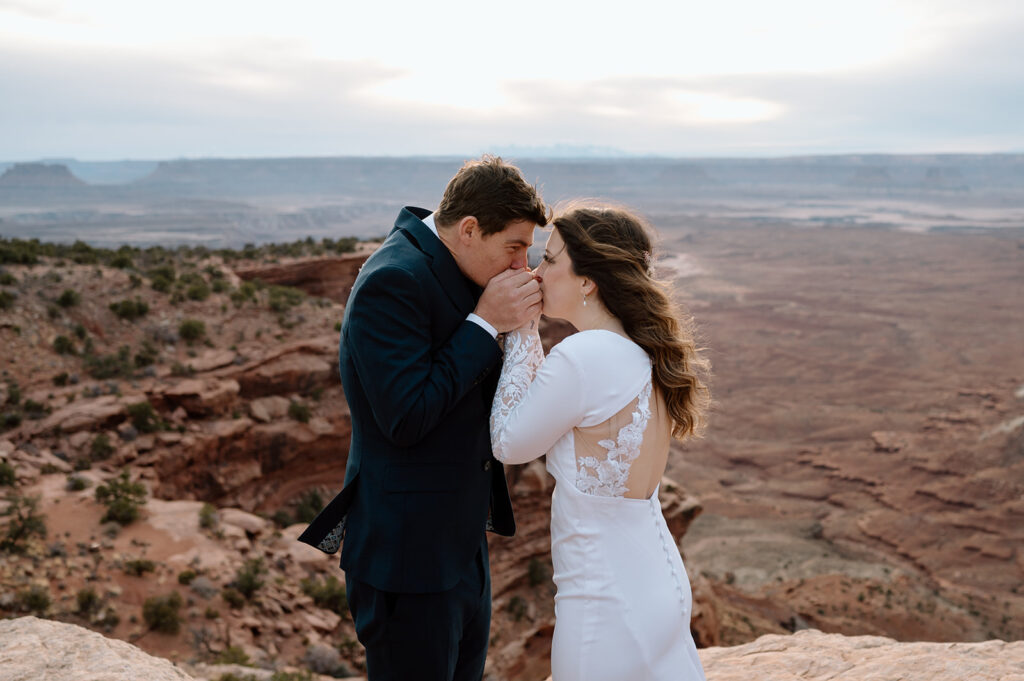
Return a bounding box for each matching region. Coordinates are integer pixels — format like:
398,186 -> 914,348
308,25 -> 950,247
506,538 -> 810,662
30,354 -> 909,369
474,267 -> 542,334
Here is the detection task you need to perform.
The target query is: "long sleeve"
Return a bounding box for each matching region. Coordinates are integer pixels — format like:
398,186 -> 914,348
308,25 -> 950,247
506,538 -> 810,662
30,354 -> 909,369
490,328 -> 586,464
345,264 -> 500,448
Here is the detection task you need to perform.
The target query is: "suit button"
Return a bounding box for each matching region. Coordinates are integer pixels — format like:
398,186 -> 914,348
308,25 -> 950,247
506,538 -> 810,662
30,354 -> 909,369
482,460 -> 493,472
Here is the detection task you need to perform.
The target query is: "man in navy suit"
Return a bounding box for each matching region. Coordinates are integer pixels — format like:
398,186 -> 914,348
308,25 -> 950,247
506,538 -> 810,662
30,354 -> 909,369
300,156 -> 548,680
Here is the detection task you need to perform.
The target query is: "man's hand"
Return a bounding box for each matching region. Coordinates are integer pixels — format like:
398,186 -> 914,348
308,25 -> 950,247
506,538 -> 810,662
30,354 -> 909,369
475,269 -> 542,333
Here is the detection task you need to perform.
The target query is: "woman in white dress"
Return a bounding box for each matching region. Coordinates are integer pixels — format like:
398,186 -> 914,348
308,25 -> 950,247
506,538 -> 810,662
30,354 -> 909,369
490,204 -> 710,681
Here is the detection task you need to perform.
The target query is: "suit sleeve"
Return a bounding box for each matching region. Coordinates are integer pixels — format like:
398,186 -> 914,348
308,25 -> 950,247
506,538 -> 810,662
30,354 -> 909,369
345,264 -> 501,448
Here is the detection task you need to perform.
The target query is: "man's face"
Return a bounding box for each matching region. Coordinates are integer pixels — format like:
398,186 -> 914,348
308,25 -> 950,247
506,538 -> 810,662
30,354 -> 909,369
462,219 -> 536,286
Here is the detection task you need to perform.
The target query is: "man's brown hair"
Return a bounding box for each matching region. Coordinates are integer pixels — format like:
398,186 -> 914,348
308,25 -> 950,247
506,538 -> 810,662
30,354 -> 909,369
434,155 -> 549,235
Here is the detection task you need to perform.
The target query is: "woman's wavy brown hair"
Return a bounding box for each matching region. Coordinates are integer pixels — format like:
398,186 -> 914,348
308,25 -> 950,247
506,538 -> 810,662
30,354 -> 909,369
553,202 -> 710,439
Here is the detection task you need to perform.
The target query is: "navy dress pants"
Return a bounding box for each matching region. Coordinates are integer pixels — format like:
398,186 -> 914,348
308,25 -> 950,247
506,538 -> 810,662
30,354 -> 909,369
346,540 -> 491,681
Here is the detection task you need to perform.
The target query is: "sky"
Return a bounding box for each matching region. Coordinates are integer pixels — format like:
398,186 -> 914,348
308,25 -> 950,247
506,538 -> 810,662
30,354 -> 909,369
1,0 -> 1023,160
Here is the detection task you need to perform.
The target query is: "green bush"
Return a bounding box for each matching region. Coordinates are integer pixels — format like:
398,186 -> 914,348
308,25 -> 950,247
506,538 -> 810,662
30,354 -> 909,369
67,474 -> 89,491
110,253 -> 133,269
271,509 -> 293,528
217,646 -> 252,666
109,298 -> 149,320
76,587 -> 101,615
53,335 -> 76,355
52,372 -> 69,386
0,290 -> 15,310
0,461 -> 16,486
233,558 -> 265,600
90,433 -> 114,461
5,380 -> 20,406
300,575 -> 348,615
126,401 -> 161,433
170,362 -> 195,377
123,558 -> 156,576
134,340 -> 158,368
84,346 -> 133,379
0,270 -> 16,285
95,470 -> 147,525
22,399 -> 48,420
177,569 -> 197,585
221,588 -> 245,609
16,585 -> 51,614
0,493 -> 47,553
212,279 -> 229,293
267,285 -> 304,312
57,289 -> 80,308
288,400 -> 311,423
142,591 -> 183,634
178,319 -> 206,343
73,323 -> 88,340
1,412 -> 22,430
199,502 -> 218,529
186,281 -> 211,301
294,489 -> 323,524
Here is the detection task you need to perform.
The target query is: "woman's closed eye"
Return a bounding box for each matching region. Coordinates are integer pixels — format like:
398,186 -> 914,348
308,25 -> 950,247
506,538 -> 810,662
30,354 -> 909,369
542,253 -> 555,264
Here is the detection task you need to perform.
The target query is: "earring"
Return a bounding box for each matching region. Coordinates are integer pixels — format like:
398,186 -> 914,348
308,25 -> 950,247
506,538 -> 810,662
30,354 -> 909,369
582,291 -> 588,307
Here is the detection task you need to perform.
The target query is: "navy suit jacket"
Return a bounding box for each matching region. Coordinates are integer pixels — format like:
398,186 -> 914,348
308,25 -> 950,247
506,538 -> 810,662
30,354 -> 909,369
299,206 -> 516,593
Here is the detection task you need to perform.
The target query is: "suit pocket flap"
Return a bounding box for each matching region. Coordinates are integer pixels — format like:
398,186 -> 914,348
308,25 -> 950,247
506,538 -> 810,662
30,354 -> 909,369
385,463 -> 460,493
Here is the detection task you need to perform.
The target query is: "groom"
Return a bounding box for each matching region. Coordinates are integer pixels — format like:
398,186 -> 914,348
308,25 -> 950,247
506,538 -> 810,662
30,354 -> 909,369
300,156 -> 548,681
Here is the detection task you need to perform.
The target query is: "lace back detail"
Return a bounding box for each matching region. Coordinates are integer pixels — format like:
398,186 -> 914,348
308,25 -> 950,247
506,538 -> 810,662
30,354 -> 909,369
575,377 -> 653,498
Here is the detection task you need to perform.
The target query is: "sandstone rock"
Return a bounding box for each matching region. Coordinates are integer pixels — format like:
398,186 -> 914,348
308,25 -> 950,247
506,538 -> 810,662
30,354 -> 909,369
161,378 -> 240,417
219,507 -> 270,535
698,629 -> 1024,680
187,349 -> 237,373
0,616 -> 195,680
32,394 -> 136,435
248,395 -> 291,422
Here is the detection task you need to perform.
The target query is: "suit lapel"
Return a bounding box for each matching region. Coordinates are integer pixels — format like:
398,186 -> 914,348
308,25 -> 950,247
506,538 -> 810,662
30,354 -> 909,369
394,207 -> 479,314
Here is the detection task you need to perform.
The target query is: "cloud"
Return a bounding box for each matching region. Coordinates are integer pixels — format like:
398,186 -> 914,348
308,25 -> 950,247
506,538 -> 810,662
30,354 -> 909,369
0,8 -> 1022,159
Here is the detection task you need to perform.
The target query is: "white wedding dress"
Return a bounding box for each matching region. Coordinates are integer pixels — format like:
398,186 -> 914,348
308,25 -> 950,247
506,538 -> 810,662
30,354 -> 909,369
490,328 -> 706,681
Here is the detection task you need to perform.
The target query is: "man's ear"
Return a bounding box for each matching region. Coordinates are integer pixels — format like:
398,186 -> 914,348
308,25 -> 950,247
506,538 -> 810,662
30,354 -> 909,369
456,216 -> 479,244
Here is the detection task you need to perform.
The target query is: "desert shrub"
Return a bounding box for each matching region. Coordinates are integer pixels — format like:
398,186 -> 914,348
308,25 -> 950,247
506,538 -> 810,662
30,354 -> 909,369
212,279 -> 229,293
73,323 -> 87,340
84,346 -> 133,379
90,433 -> 114,461
69,240 -> 98,265
230,281 -> 257,307
232,558 -> 265,600
0,270 -> 16,285
221,588 -> 245,609
72,456 -> 91,471
177,569 -> 197,585
288,400 -> 310,423
142,591 -> 183,634
0,239 -> 40,265
76,587 -> 101,615
271,509 -> 293,528
16,585 -> 51,614
109,298 -> 149,320
178,319 -> 206,343
57,289 -> 80,307
67,474 -> 89,491
0,290 -> 15,310
0,461 -> 15,485
2,412 -> 22,430
217,646 -> 251,666
134,340 -> 158,368
294,489 -> 323,524
148,265 -> 175,293
5,380 -> 20,406
528,557 -> 550,587
267,285 -> 304,312
198,502 -> 218,529
53,335 -> 76,355
22,399 -> 48,420
300,575 -> 347,615
204,606 -> 219,619
170,362 -> 195,377
506,594 -> 527,621
123,558 -> 156,576
186,281 -> 211,301
0,493 -> 47,552
109,252 -> 133,269
97,606 -> 120,630
52,372 -> 69,386
94,470 -> 147,525
269,672 -> 315,681
328,237 -> 358,254
126,401 -> 161,433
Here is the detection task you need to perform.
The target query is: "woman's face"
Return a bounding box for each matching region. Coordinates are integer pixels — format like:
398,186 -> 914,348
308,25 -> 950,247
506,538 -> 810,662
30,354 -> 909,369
535,228 -> 582,321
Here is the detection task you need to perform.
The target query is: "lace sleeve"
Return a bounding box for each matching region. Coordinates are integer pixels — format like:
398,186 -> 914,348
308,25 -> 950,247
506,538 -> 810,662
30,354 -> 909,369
489,327 -> 584,464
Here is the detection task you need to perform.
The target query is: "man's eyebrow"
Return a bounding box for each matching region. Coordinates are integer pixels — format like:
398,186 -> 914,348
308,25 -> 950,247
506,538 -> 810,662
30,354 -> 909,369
504,238 -> 531,247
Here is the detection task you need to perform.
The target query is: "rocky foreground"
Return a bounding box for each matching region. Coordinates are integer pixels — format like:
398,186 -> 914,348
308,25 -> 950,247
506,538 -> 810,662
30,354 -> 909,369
4,616 -> 1023,681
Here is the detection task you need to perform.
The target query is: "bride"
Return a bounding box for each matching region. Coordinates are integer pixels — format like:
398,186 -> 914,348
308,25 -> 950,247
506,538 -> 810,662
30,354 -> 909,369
490,204 -> 710,681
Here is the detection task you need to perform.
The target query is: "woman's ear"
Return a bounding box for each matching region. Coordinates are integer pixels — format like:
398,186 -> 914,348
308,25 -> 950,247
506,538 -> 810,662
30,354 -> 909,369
581,278 -> 597,297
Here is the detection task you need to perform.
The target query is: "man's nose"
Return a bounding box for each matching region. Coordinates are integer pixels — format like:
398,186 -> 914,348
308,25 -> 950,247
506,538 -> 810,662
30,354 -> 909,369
510,253 -> 528,269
